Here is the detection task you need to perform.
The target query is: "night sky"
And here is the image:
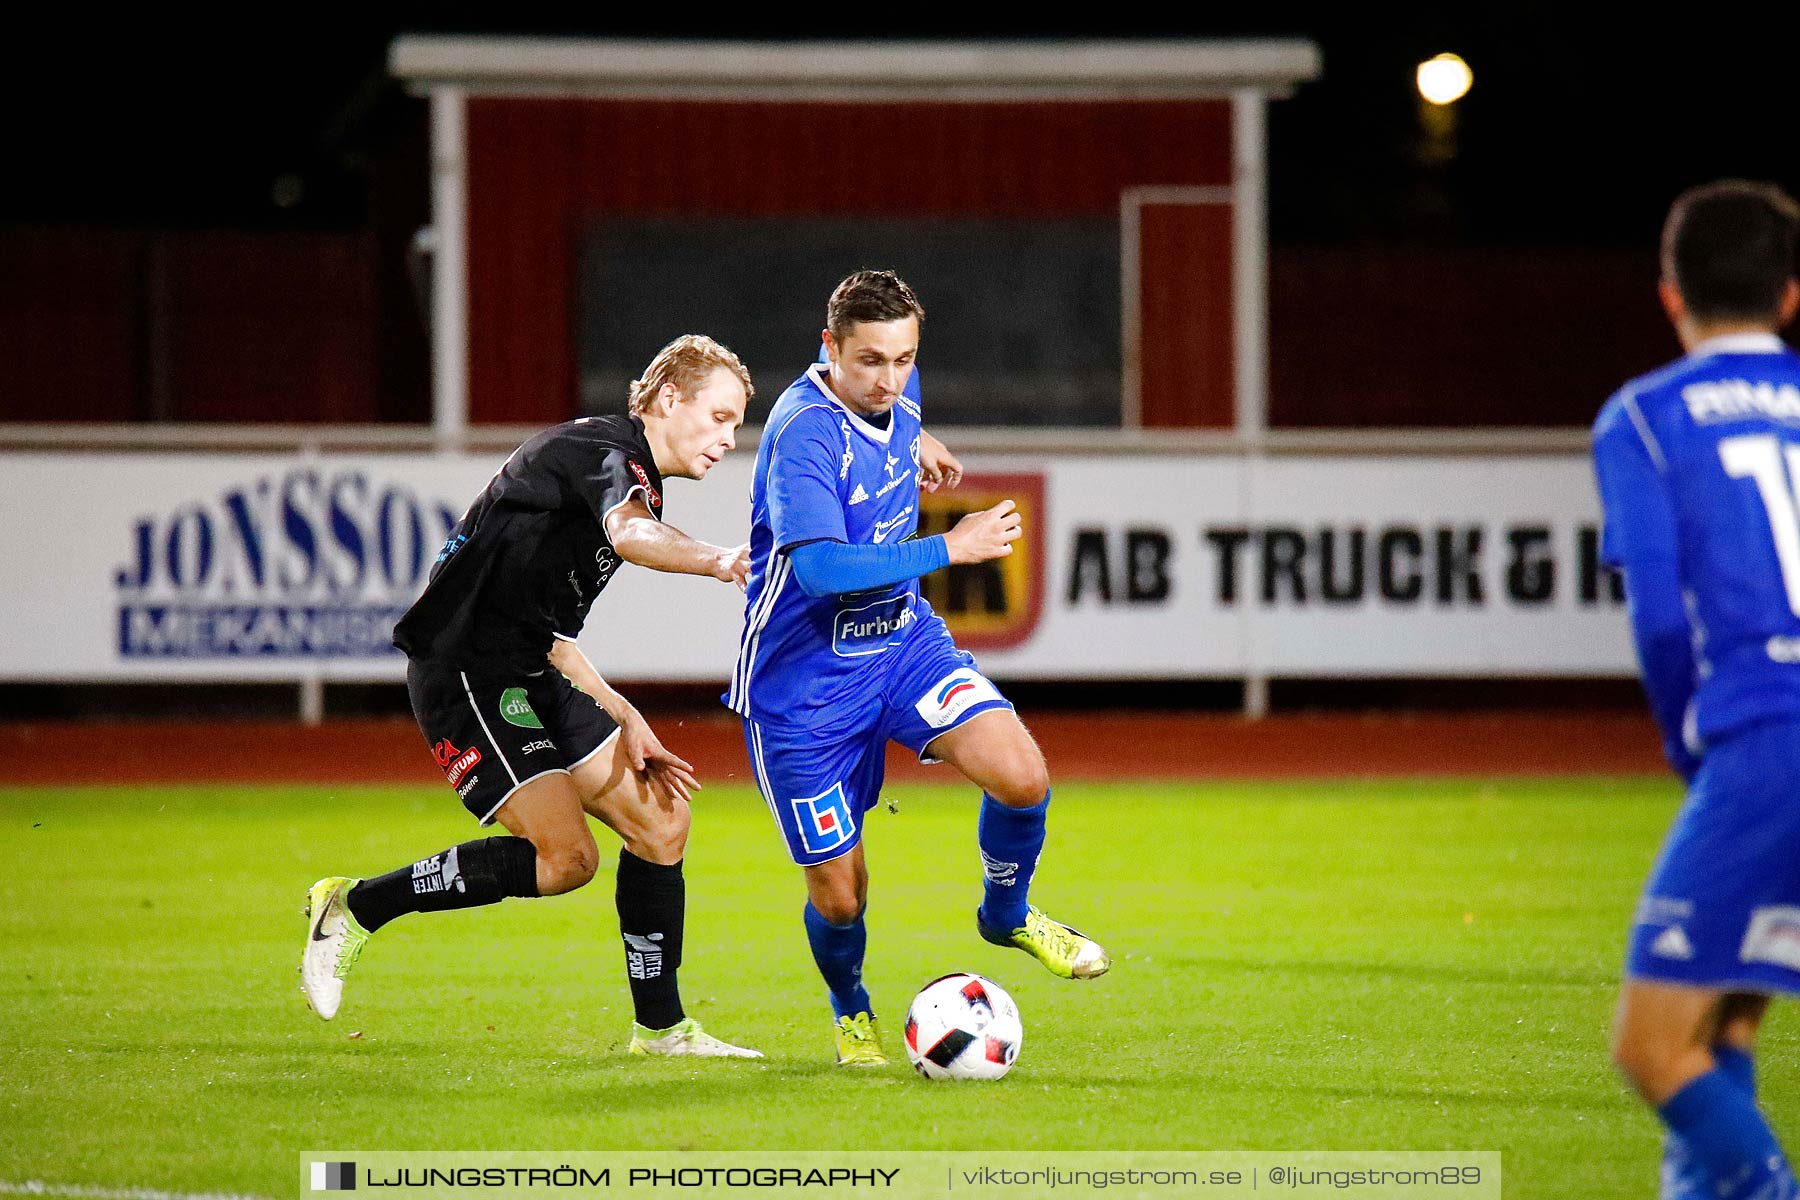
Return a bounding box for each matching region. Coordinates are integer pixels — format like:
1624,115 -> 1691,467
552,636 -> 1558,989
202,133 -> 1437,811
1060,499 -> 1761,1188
5,12 -> 1795,247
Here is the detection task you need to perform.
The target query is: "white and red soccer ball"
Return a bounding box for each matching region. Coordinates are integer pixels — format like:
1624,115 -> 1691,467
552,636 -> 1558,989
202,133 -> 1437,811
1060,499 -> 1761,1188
903,973 -> 1023,1080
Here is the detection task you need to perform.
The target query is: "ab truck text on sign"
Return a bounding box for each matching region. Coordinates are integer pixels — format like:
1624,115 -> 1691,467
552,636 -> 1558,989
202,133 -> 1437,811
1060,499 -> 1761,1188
1064,523 -> 1624,609
0,450 -> 1634,682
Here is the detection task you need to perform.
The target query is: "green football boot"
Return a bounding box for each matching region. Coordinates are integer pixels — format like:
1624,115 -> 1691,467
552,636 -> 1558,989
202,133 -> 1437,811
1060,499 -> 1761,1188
300,876 -> 371,1020
832,1011 -> 888,1066
978,904 -> 1111,980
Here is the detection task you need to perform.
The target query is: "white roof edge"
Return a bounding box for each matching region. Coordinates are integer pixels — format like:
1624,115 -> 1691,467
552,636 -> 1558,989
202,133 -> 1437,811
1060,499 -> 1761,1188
388,37 -> 1321,96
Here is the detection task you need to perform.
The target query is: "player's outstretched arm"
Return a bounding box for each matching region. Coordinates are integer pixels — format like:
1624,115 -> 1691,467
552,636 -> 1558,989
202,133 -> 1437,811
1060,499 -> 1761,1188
786,500 -> 1021,598
547,636 -> 701,805
605,497 -> 749,589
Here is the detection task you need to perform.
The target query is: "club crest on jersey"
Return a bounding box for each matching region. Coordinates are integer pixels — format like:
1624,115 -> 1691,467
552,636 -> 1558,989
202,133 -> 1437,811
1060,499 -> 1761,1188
628,461 -> 662,508
790,782 -> 855,855
914,669 -> 1003,729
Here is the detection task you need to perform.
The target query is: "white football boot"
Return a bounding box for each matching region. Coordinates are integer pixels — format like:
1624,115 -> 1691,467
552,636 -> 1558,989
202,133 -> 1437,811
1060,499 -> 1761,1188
629,1017 -> 763,1058
300,876 -> 370,1020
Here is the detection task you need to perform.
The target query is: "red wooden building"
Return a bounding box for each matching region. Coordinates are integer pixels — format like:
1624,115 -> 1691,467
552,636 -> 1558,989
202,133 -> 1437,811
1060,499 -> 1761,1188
389,37 -> 1319,442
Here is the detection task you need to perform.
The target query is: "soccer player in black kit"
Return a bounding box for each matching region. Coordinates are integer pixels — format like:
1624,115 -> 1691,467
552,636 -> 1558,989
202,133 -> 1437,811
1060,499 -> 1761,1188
300,335 -> 760,1058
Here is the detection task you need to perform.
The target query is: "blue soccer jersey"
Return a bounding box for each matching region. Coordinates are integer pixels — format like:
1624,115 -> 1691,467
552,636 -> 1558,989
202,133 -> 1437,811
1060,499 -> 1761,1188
727,362 -> 936,730
1593,332 -> 1800,767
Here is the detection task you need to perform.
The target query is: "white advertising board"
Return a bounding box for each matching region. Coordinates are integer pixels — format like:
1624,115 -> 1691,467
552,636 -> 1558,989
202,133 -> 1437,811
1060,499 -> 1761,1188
0,450 -> 1630,683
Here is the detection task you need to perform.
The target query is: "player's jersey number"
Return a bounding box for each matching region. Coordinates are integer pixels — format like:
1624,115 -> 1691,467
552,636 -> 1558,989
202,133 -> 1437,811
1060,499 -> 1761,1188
1720,433 -> 1800,618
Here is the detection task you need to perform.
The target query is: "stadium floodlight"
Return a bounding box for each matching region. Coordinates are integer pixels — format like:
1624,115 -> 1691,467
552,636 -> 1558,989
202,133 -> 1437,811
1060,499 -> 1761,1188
1416,53 -> 1473,105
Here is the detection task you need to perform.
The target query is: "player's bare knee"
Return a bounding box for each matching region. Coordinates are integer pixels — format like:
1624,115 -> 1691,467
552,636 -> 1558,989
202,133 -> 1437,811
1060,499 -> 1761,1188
810,884 -> 862,926
1608,1025 -> 1648,1082
1609,1023 -> 1688,1097
816,897 -> 861,925
634,801 -> 689,865
538,838 -> 600,895
992,749 -> 1050,807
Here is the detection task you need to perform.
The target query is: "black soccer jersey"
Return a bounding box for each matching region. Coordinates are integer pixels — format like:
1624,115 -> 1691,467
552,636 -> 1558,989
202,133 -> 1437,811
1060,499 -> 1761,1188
393,415 -> 665,675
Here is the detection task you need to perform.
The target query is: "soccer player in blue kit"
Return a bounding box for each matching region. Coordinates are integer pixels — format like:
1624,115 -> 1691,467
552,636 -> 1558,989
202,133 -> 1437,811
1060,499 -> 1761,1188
727,270 -> 1110,1066
1597,180 -> 1800,1198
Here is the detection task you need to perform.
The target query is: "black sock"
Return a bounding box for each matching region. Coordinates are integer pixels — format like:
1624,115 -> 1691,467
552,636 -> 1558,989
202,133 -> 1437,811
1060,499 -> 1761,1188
346,837 -> 539,933
616,850 -> 686,1030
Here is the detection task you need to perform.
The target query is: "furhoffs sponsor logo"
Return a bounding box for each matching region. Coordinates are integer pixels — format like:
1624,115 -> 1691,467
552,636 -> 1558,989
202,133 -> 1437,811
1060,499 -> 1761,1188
832,595 -> 916,658
112,469 -> 459,659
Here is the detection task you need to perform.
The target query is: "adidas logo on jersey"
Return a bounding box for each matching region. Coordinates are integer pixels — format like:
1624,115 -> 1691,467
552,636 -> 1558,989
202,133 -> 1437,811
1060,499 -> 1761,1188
1651,925 -> 1694,960
848,484 -> 869,505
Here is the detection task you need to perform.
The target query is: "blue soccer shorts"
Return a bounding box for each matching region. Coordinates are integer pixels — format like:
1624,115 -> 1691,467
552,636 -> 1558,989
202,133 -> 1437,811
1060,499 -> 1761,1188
742,619 -> 1014,866
1626,715 -> 1800,994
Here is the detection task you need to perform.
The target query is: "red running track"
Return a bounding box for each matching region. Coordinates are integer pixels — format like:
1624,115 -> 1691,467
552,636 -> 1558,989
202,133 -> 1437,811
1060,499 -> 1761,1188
0,711 -> 1666,787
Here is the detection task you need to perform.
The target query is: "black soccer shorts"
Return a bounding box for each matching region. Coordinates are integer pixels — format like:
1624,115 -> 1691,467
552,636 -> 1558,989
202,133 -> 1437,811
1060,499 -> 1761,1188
406,658 -> 621,824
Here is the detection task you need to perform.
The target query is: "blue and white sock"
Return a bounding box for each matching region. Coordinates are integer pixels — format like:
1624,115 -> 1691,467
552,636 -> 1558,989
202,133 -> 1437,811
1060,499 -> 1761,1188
1659,1130 -> 1702,1200
1657,1069 -> 1795,1200
977,791 -> 1048,932
803,901 -> 872,1019
1663,1050 -> 1764,1199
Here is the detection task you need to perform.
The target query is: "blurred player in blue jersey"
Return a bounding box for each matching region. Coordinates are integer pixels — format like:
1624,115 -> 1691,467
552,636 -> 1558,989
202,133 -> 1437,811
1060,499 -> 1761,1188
1596,180 -> 1800,1199
727,270 -> 1110,1065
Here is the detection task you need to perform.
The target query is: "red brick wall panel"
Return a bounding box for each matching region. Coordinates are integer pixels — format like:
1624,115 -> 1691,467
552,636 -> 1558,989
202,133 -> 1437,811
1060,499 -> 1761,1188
466,97 -> 1234,424
0,229 -> 141,422
1137,202 -> 1234,427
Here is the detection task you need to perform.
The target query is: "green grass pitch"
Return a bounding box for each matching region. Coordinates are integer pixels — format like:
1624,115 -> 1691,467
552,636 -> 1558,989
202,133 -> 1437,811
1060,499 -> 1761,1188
3,777 -> 1792,1198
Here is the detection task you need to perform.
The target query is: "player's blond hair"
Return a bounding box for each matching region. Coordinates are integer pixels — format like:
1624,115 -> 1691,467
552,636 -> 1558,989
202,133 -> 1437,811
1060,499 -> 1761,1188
628,335 -> 753,415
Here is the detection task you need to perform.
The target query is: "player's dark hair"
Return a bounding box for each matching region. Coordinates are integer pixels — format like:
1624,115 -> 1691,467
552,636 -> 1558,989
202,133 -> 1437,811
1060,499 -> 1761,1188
826,270 -> 925,343
1662,180 -> 1800,322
